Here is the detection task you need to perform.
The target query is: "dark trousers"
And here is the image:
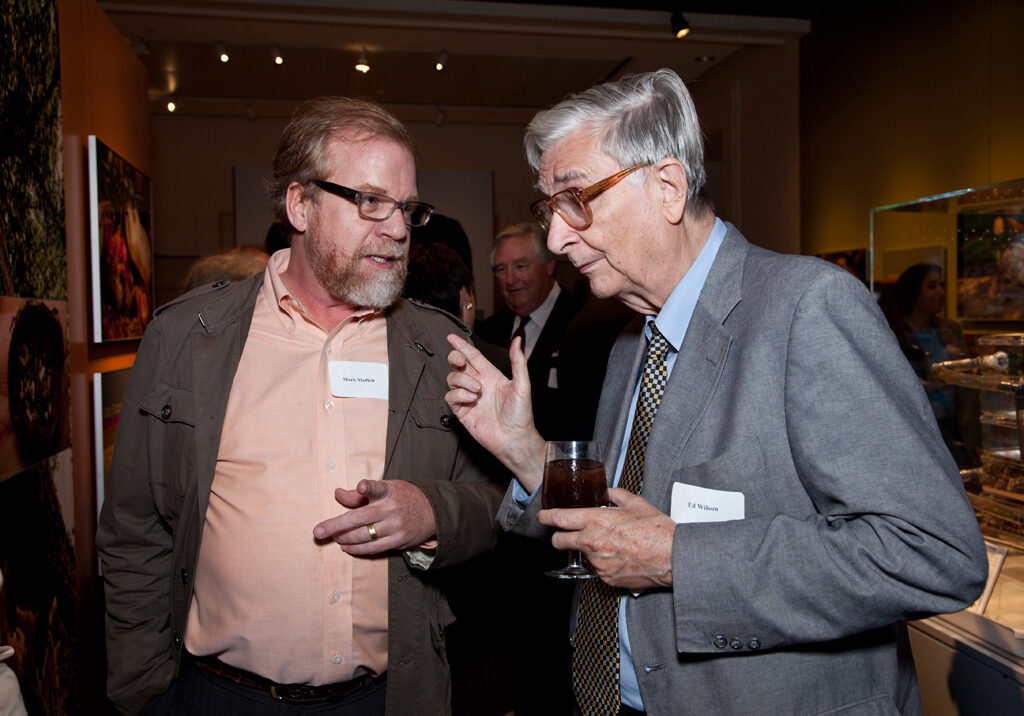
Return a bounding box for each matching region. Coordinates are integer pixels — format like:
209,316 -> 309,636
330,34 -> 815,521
144,655 -> 387,715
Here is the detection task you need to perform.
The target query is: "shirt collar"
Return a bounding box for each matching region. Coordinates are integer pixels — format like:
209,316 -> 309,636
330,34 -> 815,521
647,217 -> 727,348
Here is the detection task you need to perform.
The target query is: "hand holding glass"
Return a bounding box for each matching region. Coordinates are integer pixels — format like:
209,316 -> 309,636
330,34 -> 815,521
541,440 -> 609,579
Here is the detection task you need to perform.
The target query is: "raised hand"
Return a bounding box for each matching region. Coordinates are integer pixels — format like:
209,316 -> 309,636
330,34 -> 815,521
445,334 -> 546,491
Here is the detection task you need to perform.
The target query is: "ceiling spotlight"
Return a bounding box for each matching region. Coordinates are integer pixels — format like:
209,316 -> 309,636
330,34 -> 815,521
435,50 -> 448,72
216,42 -> 229,62
355,48 -> 370,74
671,11 -> 691,39
271,45 -> 283,65
167,101 -> 176,113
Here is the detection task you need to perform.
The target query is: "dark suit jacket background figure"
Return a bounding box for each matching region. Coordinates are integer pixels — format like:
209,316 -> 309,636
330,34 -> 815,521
558,297 -> 637,440
476,287 -> 582,439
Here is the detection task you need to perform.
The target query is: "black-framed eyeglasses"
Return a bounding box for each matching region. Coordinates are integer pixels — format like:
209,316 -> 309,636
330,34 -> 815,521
313,179 -> 435,227
529,164 -> 646,232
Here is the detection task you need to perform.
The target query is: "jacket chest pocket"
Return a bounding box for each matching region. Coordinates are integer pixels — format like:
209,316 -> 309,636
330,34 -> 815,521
399,398 -> 458,481
139,382 -> 196,521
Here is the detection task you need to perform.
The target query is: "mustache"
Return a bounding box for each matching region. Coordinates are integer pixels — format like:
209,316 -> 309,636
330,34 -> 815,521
360,243 -> 408,261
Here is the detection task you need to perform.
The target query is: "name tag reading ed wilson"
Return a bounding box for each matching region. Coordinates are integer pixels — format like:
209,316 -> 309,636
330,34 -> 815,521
670,482 -> 745,524
328,361 -> 389,400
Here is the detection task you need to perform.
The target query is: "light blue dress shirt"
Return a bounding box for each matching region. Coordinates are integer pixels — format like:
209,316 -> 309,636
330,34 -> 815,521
512,217 -> 726,710
616,217 -> 725,708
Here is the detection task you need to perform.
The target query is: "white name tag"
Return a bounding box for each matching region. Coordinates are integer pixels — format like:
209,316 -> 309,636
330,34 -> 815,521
670,482 -> 745,523
548,367 -> 559,389
328,361 -> 389,399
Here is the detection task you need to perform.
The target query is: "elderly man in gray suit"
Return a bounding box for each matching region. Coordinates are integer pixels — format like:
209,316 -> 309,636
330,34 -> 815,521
445,68 -> 987,716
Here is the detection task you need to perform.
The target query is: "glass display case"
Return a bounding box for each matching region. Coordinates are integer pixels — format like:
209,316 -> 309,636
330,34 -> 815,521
870,179 -> 1024,713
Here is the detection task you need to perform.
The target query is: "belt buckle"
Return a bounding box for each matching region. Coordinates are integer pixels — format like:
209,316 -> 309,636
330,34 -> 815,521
269,685 -> 285,702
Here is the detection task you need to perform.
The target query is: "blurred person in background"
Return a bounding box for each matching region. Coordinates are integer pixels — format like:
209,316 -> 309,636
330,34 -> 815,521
887,262 -> 980,465
181,244 -> 270,293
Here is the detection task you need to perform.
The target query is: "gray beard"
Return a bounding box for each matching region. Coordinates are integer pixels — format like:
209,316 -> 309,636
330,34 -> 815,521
305,221 -> 407,310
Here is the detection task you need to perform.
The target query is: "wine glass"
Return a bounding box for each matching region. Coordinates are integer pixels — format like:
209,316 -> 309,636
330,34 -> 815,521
541,440 -> 608,579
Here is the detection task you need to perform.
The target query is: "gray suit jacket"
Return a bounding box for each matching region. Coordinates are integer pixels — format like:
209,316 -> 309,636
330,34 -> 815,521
500,224 -> 986,715
98,274 -> 503,715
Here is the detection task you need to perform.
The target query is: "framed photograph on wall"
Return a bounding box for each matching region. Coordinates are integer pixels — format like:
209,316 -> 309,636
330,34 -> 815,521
89,136 -> 154,342
958,212 -> 1024,320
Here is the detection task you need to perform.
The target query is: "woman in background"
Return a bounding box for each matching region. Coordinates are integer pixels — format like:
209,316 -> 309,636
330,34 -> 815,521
888,263 -> 979,465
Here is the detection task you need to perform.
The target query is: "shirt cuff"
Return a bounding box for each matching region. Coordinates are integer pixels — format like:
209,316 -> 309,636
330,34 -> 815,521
405,543 -> 437,570
511,478 -> 539,507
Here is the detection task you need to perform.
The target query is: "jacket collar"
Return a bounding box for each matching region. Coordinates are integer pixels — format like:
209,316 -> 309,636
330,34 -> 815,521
597,223 -> 751,506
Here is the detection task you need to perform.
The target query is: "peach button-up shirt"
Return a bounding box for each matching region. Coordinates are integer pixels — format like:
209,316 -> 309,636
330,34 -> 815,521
184,250 -> 389,685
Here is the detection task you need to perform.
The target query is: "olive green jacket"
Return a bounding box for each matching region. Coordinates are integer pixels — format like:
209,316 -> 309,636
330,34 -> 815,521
97,274 -> 503,715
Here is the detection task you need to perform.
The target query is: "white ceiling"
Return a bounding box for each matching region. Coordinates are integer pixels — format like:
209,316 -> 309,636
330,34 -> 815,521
98,0 -> 810,124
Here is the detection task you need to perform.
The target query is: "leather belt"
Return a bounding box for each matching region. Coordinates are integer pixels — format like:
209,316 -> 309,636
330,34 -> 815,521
190,653 -> 380,704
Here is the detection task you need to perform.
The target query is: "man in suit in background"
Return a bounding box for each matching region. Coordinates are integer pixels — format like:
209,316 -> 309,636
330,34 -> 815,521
446,68 -> 986,715
476,222 -> 581,439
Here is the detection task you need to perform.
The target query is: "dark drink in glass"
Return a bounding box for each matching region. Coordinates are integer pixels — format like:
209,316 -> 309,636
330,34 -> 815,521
542,458 -> 608,509
541,441 -> 606,579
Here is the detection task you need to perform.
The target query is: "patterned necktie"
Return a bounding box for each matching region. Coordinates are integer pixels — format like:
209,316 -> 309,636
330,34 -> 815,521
572,321 -> 672,715
512,315 -> 530,345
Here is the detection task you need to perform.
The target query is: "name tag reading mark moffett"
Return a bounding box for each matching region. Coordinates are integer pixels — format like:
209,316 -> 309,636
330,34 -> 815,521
328,361 -> 389,399
670,482 -> 745,524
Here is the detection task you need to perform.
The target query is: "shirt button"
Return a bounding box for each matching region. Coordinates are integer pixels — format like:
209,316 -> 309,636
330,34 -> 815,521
325,400 -> 334,411
713,635 -> 728,649
325,345 -> 332,354
729,638 -> 744,650
327,460 -> 336,471
333,652 -> 343,665
330,591 -> 341,604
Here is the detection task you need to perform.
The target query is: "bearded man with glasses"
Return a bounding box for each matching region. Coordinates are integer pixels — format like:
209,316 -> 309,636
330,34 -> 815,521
98,96 -> 504,715
446,69 -> 986,715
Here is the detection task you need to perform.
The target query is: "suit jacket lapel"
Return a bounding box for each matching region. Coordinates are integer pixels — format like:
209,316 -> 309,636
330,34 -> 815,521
191,278 -> 260,519
384,301 -> 430,475
530,290 -> 574,363
641,226 -> 746,508
595,226 -> 748,503
595,315 -> 645,484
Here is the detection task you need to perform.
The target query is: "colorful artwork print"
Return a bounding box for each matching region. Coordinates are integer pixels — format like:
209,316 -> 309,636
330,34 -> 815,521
0,0 -> 66,301
89,136 -> 154,342
958,212 -> 1024,319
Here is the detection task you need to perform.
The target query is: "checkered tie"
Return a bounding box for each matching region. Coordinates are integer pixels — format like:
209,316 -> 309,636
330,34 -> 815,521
572,321 -> 671,715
